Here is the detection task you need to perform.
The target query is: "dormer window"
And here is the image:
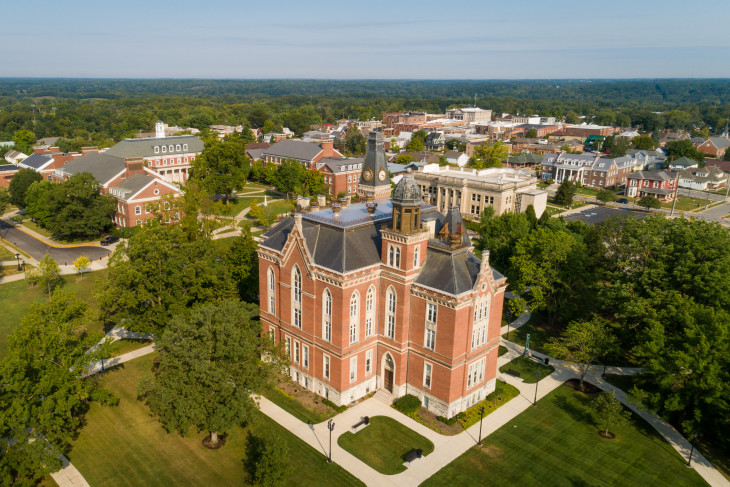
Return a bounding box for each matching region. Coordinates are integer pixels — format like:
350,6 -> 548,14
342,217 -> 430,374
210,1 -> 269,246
168,145 -> 174,152
183,144 -> 188,151
161,146 -> 166,153
176,144 -> 181,151
154,146 -> 159,154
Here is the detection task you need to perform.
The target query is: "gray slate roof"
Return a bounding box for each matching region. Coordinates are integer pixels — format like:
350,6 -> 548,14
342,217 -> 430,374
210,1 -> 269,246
262,139 -> 327,161
19,152 -> 53,170
414,246 -> 481,295
104,135 -> 203,159
627,170 -> 673,182
708,137 -> 730,149
0,164 -> 18,172
320,157 -> 364,173
110,173 -> 156,201
60,152 -> 125,184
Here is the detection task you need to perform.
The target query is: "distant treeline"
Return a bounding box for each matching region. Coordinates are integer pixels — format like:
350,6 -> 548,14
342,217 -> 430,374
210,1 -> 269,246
0,79 -> 728,145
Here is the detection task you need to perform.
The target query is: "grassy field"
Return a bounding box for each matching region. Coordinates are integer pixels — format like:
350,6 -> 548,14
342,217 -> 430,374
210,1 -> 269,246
499,356 -> 555,383
261,387 -> 336,424
338,416 -> 434,475
659,195 -> 712,212
0,245 -> 15,261
68,354 -> 363,487
421,385 -> 708,487
0,269 -> 108,357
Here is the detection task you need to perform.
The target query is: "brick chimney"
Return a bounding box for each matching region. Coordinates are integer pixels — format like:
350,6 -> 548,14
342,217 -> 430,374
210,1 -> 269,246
124,157 -> 146,178
48,146 -> 60,153
320,140 -> 335,157
34,147 -> 46,154
81,146 -> 99,155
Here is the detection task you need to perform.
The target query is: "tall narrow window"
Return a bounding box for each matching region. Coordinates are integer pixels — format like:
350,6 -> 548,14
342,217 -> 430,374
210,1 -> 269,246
365,350 -> 372,375
322,290 -> 332,342
386,288 -> 396,339
292,266 -> 302,328
388,245 -> 401,268
349,291 -> 359,345
303,345 -> 309,369
414,245 -> 420,267
285,337 -> 291,358
268,268 -> 276,315
425,327 -> 436,350
365,286 -> 375,337
424,363 -> 432,389
294,341 -> 300,364
323,354 -> 330,379
350,356 -> 357,383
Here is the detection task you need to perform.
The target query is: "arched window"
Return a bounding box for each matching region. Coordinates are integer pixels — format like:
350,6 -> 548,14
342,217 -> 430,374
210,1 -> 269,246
365,286 -> 375,337
323,289 -> 332,342
292,266 -> 302,328
267,268 -> 276,315
414,245 -> 420,268
349,291 -> 359,344
388,245 -> 401,268
385,287 -> 396,339
471,295 -> 489,350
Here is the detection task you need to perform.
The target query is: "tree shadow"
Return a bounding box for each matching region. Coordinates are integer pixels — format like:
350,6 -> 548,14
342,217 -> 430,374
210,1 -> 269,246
553,394 -> 597,429
242,431 -> 263,481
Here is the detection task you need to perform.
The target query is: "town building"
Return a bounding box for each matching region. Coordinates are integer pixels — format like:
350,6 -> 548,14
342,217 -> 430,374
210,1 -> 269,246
626,149 -> 666,170
424,132 -> 446,151
4,150 -> 28,164
541,152 -> 633,188
0,164 -> 19,188
53,150 -> 181,228
625,171 -> 677,201
444,151 -> 469,167
562,123 -> 620,137
103,121 -> 204,184
257,146 -> 508,416
677,166 -> 727,191
668,156 -> 700,171
445,107 -> 492,124
696,136 -> 730,158
317,157 -> 364,196
413,164 -> 547,219
17,147 -> 77,181
358,133 -> 393,200
261,139 -> 343,169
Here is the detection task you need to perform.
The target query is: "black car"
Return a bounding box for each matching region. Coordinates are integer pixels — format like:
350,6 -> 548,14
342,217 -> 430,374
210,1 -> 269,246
100,236 -> 119,246
617,198 -> 629,204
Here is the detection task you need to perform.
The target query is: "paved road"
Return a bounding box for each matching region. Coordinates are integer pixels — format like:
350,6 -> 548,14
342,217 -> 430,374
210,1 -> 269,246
695,202 -> 730,223
0,220 -> 110,264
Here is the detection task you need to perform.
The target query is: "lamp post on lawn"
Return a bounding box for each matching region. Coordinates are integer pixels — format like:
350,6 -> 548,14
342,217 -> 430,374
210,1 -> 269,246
686,432 -> 697,467
15,253 -> 21,271
477,406 -> 485,446
327,419 -> 335,463
533,371 -> 541,406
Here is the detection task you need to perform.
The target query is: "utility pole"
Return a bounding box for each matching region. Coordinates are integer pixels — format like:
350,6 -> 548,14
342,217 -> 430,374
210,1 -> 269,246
669,173 -> 680,216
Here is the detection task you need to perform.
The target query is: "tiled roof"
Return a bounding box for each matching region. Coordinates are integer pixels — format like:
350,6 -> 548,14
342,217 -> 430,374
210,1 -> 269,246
60,152 -> 125,185
104,135 -> 203,159
262,139 -> 326,161
18,152 -> 53,170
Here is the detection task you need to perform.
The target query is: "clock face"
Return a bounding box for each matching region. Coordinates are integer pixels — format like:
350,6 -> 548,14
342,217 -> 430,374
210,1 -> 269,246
363,168 -> 373,182
378,169 -> 387,182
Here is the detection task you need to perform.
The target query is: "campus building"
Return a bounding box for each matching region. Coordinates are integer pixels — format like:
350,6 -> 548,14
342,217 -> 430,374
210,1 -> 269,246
257,136 -> 507,418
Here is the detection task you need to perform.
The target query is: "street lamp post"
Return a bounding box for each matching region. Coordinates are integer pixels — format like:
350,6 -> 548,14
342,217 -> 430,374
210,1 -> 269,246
533,371 -> 541,406
327,419 -> 335,463
15,253 -> 21,271
477,406 -> 485,446
686,433 -> 697,467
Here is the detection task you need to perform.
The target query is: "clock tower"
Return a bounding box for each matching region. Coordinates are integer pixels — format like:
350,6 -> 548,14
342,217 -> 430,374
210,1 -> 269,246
358,131 -> 392,200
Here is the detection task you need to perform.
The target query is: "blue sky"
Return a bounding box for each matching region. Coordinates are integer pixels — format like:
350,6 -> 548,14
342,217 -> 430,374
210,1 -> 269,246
2,0 -> 729,78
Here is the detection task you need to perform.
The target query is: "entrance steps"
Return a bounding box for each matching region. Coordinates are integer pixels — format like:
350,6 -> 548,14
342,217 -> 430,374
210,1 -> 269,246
374,389 -> 393,405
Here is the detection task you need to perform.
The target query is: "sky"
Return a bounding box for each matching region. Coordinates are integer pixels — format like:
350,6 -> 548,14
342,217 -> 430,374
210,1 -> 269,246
2,0 -> 729,79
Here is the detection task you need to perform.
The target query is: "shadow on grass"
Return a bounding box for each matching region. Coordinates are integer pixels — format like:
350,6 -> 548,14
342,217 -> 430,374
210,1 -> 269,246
552,392 -> 596,430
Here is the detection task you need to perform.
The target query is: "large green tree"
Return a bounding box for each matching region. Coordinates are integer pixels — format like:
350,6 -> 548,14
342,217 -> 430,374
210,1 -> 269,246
553,178 -> 576,206
138,300 -> 281,448
190,135 -> 251,202
227,227 -> 259,301
470,140 -> 508,169
37,254 -> 62,297
273,159 -> 307,196
96,222 -> 236,333
0,291 -> 113,486
8,168 -> 42,208
344,126 -> 366,155
631,135 -> 655,150
11,129 -> 36,154
0,187 -> 9,215
665,139 -> 704,163
473,206 -> 532,277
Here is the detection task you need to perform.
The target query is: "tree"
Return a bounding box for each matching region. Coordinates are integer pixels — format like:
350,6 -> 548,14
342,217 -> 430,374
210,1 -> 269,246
637,195 -> 661,210
631,135 -> 655,150
344,126 -> 366,155
665,140 -> 704,163
24,180 -> 55,226
553,178 -> 576,206
525,128 -> 538,138
596,189 -> 617,205
190,136 -> 250,202
253,435 -> 290,486
96,222 -> 236,333
389,138 -> 400,154
42,172 -> 115,239
227,227 -> 259,301
593,391 -> 631,438
0,187 -> 9,215
73,256 -> 91,277
0,291 -> 113,485
470,140 -> 508,169
8,168 -> 42,208
405,135 -> 424,153
137,300 -> 281,448
474,206 -> 532,276
723,149 -> 730,162
302,169 -> 325,196
546,318 -> 618,390
12,129 -> 36,154
37,254 -> 61,297
273,159 -> 306,196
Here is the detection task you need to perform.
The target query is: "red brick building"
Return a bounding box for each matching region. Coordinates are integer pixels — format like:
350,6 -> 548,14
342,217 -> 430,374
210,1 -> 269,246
261,139 -> 343,169
257,138 -> 507,417
0,164 -> 18,188
18,147 -> 78,180
625,170 -> 677,201
696,137 -> 730,158
317,157 -> 364,196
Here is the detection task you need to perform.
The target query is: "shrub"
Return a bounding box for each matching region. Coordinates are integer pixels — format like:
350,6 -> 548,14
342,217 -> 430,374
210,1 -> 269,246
393,394 -> 421,415
436,412 -> 465,426
322,398 -> 347,413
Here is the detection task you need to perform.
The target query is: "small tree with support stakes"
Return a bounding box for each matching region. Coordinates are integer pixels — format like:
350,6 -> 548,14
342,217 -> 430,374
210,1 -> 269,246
593,390 -> 630,439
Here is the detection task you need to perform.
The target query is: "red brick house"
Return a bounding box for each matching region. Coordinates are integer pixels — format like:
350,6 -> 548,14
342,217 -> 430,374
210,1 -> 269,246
696,137 -> 730,158
317,157 -> 364,196
53,152 -> 181,228
261,139 -> 343,169
625,170 -> 677,201
257,138 -> 507,417
0,164 -> 19,188
18,147 -> 77,180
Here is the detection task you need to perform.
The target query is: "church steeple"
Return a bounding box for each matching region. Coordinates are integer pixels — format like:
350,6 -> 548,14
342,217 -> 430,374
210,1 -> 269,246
358,131 -> 391,200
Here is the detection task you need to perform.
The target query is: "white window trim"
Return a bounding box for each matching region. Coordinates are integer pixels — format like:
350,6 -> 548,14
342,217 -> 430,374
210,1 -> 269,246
323,289 -> 332,342
423,362 -> 432,389
350,356 -> 357,383
323,354 -> 330,380
365,350 -> 372,376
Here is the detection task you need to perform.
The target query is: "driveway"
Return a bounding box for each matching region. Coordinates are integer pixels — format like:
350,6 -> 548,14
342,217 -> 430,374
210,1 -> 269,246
0,220 -> 110,264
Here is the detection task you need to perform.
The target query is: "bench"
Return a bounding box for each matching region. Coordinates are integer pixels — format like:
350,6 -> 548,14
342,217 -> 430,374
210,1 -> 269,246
403,448 -> 423,465
351,416 -> 369,433
530,355 -> 549,365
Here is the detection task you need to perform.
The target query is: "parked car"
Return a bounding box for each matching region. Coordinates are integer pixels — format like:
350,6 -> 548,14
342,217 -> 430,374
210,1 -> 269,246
100,236 -> 119,246
617,198 -> 629,204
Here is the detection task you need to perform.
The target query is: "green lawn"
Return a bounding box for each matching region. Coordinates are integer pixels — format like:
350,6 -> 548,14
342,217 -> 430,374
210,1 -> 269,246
659,195 -> 711,212
498,345 -> 508,357
457,381 -> 520,429
499,356 -> 555,383
0,269 -> 108,358
68,354 -> 363,486
214,197 -> 263,216
0,245 -> 15,261
421,385 -> 708,487
503,314 -> 556,355
261,387 -> 336,424
338,416 -> 434,475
